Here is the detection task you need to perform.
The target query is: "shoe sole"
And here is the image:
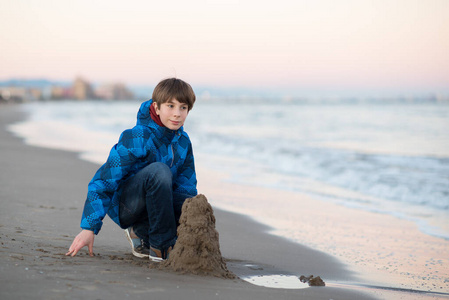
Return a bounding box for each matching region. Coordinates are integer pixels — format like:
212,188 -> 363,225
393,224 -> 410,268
149,255 -> 164,262
124,229 -> 149,258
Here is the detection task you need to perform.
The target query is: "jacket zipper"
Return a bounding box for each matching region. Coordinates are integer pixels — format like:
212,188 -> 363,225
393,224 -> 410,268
170,131 -> 180,167
170,144 -> 175,167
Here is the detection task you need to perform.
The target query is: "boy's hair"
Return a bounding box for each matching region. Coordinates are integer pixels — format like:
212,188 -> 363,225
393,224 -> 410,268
152,78 -> 196,111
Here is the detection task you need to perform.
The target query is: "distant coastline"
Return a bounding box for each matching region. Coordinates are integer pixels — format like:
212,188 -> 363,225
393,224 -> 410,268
1,77 -> 449,104
0,77 -> 135,103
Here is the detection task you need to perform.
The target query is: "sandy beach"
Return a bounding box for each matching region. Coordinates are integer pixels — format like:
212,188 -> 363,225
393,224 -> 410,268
1,104 -> 448,300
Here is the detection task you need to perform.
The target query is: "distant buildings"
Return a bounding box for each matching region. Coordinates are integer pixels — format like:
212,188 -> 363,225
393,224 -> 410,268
0,86 -> 43,103
0,77 -> 135,103
50,85 -> 72,100
95,82 -> 134,101
72,77 -> 96,100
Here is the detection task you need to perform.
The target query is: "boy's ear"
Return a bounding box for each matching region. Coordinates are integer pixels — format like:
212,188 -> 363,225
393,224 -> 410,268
152,102 -> 159,114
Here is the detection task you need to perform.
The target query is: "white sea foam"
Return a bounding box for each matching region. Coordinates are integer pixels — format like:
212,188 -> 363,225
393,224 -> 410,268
241,274 -> 308,289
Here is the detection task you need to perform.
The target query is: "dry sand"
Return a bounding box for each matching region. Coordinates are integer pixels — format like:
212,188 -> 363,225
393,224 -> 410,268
1,103 -> 447,300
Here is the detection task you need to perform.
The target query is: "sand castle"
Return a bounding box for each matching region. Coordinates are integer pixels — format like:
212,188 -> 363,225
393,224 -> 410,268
160,194 -> 235,279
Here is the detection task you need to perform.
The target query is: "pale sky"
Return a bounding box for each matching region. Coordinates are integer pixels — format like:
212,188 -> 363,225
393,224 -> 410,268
1,0 -> 448,96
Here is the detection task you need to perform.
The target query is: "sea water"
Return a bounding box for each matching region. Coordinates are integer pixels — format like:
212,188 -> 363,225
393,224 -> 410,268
8,99 -> 449,241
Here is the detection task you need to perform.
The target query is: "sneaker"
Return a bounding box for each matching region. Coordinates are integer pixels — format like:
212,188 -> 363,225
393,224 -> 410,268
124,227 -> 149,258
149,246 -> 172,262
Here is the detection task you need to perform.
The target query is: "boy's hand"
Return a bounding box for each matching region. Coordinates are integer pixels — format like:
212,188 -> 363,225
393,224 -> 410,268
66,230 -> 95,257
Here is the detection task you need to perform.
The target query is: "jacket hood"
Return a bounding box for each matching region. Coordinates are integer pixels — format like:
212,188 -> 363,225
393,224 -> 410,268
136,99 -> 184,136
136,99 -> 154,127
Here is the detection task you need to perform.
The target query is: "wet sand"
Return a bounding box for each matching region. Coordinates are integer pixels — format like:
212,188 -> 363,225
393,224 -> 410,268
195,158 -> 449,298
0,104 -> 447,300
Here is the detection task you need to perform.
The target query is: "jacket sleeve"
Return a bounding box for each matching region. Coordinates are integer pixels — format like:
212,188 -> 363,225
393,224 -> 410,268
80,127 -> 152,234
173,141 -> 197,197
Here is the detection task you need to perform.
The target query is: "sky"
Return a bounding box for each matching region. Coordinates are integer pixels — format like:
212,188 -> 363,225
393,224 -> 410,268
1,0 -> 448,97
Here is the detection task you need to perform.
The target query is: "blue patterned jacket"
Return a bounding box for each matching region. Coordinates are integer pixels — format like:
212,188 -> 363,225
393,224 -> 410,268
80,99 -> 197,234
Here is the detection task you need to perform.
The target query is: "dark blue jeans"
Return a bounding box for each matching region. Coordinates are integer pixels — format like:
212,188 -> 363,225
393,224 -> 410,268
118,162 -> 189,251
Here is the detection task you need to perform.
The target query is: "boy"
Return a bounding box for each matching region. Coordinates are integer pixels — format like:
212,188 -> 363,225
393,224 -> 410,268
66,78 -> 197,262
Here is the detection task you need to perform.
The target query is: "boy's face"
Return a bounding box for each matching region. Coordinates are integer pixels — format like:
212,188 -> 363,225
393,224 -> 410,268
154,98 -> 189,130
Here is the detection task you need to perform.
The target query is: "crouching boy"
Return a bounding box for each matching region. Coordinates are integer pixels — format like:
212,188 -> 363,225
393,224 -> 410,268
66,78 -> 197,262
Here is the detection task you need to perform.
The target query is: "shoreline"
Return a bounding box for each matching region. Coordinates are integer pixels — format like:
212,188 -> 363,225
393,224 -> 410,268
196,158 -> 449,294
9,100 -> 449,243
1,103 -> 447,299
10,100 -> 449,244
194,148 -> 449,288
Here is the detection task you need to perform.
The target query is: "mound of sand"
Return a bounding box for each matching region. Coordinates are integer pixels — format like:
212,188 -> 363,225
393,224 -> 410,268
300,275 -> 326,286
161,194 -> 235,279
